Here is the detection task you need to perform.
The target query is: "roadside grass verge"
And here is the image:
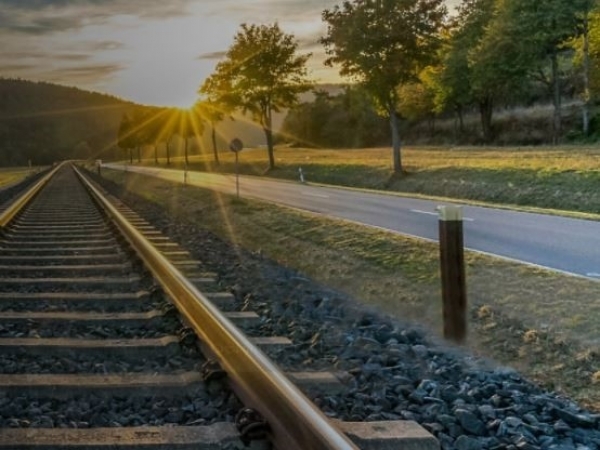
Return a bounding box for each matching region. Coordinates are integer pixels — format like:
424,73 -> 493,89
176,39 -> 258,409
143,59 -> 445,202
102,168 -> 600,410
132,145 -> 600,214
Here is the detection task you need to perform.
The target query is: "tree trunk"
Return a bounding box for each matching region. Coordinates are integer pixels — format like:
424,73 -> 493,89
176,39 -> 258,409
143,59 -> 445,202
551,50 -> 562,144
582,13 -> 591,136
184,138 -> 189,166
211,124 -> 219,165
154,144 -> 158,165
428,115 -> 435,135
389,109 -> 402,172
479,97 -> 493,143
166,141 -> 171,165
264,107 -> 275,170
137,147 -> 141,163
129,148 -> 133,164
456,105 -> 465,135
264,127 -> 275,170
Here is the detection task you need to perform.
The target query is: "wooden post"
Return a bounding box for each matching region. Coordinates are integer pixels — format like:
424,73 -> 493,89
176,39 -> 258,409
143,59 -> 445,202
438,205 -> 467,343
235,151 -> 240,198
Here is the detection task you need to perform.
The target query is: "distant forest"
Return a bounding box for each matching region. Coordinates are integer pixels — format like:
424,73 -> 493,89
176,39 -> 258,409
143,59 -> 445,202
0,79 -> 134,165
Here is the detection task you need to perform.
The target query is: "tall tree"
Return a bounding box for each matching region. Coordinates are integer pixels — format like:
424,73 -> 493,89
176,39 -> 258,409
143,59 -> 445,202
202,23 -> 312,170
572,0 -> 599,135
117,113 -> 135,163
321,0 -> 446,172
176,109 -> 204,166
435,0 -> 496,138
477,0 -> 583,142
194,98 -> 227,165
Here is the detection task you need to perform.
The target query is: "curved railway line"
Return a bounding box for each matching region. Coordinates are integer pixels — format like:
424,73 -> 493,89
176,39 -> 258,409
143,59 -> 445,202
0,164 -> 362,450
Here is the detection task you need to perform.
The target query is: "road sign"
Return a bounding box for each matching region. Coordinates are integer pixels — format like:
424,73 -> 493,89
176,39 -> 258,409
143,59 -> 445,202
229,138 -> 243,153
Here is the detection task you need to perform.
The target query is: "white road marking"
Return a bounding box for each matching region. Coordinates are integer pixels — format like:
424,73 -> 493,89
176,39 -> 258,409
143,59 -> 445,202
411,209 -> 438,216
411,209 -> 474,222
302,191 -> 330,199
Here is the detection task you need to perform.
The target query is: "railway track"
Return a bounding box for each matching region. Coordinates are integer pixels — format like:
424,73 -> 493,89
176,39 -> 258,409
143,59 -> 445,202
0,164 -> 363,449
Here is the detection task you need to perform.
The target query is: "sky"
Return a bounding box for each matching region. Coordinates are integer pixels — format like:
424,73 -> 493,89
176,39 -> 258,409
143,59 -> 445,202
0,0 -> 459,107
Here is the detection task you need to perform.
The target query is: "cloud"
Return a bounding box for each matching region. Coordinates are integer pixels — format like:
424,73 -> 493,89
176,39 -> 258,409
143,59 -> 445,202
197,50 -> 227,60
41,63 -> 124,83
0,0 -> 193,35
0,63 -> 35,72
87,41 -> 125,52
201,0 -> 337,22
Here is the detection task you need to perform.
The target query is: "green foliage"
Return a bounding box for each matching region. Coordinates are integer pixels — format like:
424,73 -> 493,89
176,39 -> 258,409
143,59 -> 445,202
321,0 -> 447,171
281,86 -> 389,148
573,7 -> 600,100
397,76 -> 436,122
200,23 -> 312,169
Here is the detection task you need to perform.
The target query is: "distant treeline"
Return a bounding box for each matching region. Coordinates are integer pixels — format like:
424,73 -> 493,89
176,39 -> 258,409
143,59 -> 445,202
0,78 -> 134,165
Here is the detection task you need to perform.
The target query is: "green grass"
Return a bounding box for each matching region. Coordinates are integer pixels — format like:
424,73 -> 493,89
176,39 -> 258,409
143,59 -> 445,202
128,145 -> 600,214
102,168 -> 600,410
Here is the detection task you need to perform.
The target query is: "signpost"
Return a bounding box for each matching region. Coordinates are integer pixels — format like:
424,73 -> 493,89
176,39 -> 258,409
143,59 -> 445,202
229,138 -> 244,198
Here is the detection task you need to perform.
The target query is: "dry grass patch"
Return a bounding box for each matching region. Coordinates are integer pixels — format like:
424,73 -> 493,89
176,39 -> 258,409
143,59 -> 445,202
0,168 -> 34,187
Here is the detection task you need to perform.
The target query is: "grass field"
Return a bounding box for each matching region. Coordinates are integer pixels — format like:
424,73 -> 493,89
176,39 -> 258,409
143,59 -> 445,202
131,145 -> 600,215
0,167 -> 35,188
101,168 -> 600,410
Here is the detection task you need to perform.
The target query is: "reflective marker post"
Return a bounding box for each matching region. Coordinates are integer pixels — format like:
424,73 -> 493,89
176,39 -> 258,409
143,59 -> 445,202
438,205 -> 467,343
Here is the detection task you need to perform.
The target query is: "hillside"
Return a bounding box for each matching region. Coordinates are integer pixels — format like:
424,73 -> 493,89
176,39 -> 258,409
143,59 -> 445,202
0,79 -> 135,165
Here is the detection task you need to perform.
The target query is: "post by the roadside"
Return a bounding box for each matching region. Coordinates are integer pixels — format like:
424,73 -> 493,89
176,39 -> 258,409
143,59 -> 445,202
438,205 -> 467,343
299,167 -> 305,183
184,163 -> 188,186
229,138 -> 244,198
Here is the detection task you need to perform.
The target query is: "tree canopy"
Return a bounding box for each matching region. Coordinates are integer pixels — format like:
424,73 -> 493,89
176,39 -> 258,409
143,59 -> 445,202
200,23 -> 312,170
321,0 -> 447,172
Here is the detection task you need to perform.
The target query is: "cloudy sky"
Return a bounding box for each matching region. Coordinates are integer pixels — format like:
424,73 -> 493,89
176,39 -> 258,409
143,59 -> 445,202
0,0 -> 459,107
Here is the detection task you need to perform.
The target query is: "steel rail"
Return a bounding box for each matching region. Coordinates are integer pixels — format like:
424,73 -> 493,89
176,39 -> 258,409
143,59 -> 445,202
73,165 -> 359,450
0,163 -> 64,228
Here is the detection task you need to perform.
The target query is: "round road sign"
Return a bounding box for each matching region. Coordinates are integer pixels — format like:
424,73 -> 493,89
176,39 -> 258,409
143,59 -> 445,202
229,138 -> 243,153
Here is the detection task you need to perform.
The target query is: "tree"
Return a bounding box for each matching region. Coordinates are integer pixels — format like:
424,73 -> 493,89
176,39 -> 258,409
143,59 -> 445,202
176,109 -> 204,166
162,109 -> 179,165
281,86 -> 389,148
321,0 -> 446,172
144,108 -> 170,165
201,23 -> 312,170
476,0 -> 584,142
572,0 -> 599,135
194,98 -> 227,165
434,3 -> 492,137
117,113 -> 134,163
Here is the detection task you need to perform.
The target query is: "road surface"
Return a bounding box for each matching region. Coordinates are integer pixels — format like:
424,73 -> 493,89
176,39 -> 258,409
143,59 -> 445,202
104,163 -> 600,280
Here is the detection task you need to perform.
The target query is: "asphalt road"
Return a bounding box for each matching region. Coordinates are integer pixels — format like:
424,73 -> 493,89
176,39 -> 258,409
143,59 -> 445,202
104,163 -> 600,280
